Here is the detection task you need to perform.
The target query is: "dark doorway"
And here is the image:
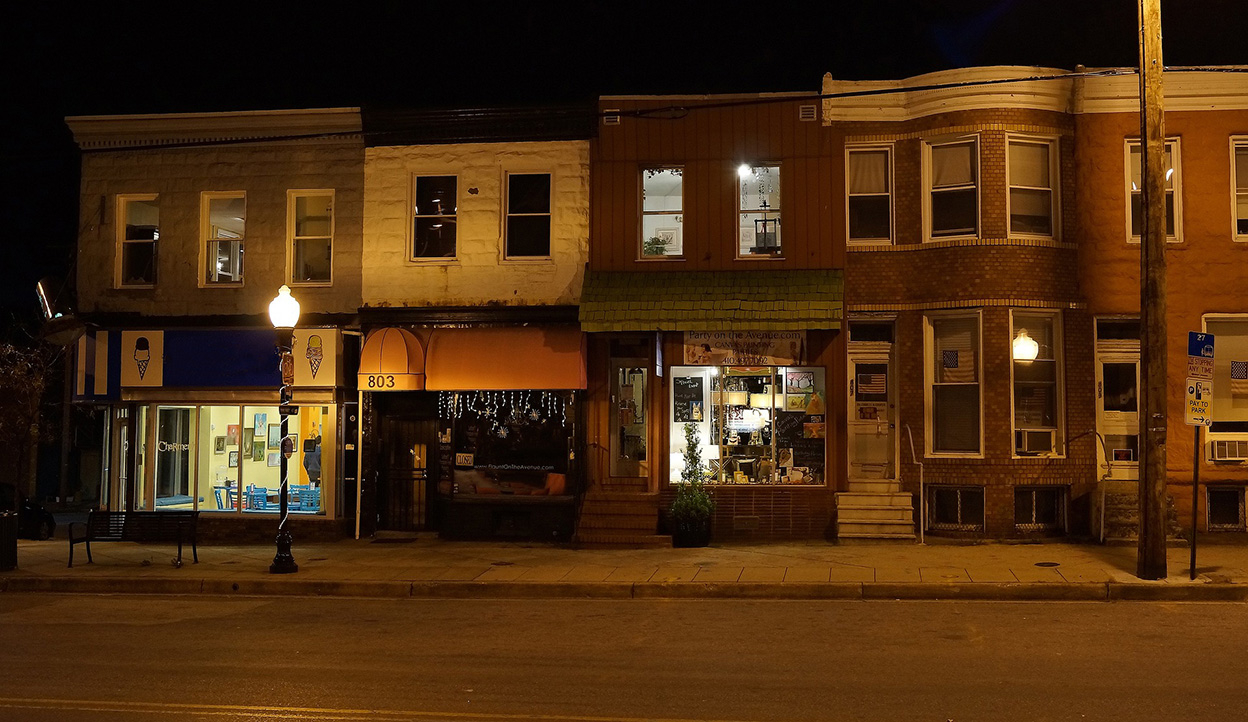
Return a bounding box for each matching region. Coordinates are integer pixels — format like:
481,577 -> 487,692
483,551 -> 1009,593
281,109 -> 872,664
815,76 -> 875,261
376,415 -> 438,532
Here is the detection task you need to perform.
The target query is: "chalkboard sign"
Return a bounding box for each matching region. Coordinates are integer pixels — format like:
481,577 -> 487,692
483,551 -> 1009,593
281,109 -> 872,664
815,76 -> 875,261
792,437 -> 825,474
673,376 -> 704,423
774,411 -> 805,446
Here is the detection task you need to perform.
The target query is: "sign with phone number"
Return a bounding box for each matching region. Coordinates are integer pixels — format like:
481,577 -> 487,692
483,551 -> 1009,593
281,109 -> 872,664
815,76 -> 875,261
358,373 -> 423,391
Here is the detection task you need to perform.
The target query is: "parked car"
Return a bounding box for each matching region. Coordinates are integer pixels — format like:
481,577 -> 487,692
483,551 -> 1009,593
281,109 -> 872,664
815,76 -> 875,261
0,483 -> 56,540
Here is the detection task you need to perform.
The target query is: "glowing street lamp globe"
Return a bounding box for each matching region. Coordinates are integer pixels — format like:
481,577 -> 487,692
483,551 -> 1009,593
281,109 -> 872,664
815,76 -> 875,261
269,285 -> 301,329
1012,329 -> 1039,362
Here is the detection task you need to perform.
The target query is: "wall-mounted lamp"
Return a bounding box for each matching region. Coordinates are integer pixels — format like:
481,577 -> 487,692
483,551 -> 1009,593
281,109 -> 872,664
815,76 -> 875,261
1012,329 -> 1039,362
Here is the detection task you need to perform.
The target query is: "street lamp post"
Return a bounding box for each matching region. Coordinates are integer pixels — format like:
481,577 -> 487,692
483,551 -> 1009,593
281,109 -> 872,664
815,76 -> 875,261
269,285 -> 300,574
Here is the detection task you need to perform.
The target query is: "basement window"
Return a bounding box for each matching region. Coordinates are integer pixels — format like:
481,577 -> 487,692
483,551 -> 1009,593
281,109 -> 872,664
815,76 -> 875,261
928,486 -> 984,531
1014,486 -> 1065,531
1208,487 -> 1246,531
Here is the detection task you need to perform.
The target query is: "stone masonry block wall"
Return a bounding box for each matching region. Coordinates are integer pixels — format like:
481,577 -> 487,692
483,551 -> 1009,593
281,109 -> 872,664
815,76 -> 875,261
78,140 -> 364,316
362,141 -> 589,307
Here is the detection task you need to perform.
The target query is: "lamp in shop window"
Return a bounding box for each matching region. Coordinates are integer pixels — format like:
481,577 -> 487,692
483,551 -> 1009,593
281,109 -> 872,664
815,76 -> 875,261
268,285 -> 300,575
1012,328 -> 1039,363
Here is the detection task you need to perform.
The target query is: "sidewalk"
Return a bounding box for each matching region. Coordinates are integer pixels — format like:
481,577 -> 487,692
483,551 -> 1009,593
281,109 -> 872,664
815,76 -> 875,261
6,535 -> 1248,601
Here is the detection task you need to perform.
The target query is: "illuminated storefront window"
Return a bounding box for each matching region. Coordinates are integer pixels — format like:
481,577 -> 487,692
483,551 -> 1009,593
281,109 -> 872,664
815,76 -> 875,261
669,365 -> 826,485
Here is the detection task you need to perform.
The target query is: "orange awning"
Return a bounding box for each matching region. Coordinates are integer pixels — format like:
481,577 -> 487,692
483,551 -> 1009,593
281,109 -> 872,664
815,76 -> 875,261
425,327 -> 586,391
357,328 -> 425,391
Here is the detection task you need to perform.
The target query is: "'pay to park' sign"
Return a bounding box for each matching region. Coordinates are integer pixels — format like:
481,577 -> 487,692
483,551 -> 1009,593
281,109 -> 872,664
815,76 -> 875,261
1185,332 -> 1215,427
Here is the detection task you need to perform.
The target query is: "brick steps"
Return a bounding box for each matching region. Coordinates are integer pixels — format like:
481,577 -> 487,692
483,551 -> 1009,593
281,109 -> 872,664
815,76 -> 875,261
575,488 -> 664,546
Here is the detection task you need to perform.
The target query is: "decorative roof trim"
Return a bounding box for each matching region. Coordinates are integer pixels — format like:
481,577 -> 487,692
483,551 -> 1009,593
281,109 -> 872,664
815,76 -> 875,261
66,107 -> 362,150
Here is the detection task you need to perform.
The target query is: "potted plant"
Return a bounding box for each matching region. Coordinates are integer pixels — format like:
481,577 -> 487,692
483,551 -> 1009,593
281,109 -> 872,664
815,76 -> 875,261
642,235 -> 669,257
670,422 -> 715,547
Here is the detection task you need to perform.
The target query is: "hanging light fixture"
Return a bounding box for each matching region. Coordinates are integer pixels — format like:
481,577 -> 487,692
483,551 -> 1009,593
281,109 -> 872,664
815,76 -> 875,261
1012,329 -> 1039,362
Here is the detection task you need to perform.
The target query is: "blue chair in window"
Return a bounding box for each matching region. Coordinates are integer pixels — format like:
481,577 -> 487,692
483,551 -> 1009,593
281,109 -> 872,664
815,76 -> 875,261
288,484 -> 309,511
213,487 -> 227,510
227,488 -> 238,511
247,485 -> 270,511
299,487 -> 321,513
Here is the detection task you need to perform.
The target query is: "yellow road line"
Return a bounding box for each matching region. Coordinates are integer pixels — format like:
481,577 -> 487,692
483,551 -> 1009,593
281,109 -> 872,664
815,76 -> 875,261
0,697 -> 759,722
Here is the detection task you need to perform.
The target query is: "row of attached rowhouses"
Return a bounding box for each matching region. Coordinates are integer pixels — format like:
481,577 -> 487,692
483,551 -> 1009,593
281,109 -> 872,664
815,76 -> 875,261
62,65 -> 1248,545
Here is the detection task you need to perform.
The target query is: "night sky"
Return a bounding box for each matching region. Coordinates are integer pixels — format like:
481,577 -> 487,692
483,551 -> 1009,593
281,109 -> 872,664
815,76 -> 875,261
3,1 -> 1243,318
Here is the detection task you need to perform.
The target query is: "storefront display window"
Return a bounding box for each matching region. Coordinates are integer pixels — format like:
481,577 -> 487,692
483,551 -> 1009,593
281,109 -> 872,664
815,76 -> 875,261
670,365 -> 825,485
437,391 -> 578,498
140,403 -> 329,515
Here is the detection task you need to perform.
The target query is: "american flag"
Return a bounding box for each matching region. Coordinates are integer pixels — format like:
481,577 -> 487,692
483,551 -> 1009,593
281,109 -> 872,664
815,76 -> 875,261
858,373 -> 887,395
941,349 -> 976,383
1232,360 -> 1248,396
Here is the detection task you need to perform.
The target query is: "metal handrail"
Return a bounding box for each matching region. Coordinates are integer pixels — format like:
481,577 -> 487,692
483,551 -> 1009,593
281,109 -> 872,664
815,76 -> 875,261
904,424 -> 924,544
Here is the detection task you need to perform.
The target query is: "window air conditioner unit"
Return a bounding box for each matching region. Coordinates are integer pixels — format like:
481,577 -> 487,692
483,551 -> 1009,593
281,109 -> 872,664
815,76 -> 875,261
1211,438 -> 1248,462
1015,429 -> 1055,455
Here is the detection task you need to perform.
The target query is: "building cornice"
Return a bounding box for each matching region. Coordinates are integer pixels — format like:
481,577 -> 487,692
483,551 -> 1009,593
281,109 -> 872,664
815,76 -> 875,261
823,66 -> 1074,123
66,107 -> 362,151
1076,68 -> 1248,113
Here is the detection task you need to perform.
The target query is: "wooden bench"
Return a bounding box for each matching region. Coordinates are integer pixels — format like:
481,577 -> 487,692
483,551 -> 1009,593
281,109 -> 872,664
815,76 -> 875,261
68,510 -> 199,568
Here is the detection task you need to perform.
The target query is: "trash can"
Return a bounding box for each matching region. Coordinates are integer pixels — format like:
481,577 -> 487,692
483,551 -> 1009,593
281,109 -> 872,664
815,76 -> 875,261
0,512 -> 17,571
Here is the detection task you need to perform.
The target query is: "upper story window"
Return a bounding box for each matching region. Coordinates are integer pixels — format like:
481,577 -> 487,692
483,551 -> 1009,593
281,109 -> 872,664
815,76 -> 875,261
117,194 -> 159,288
412,175 -> 457,259
641,167 -> 683,258
202,192 -> 245,286
737,164 -> 781,258
926,312 -> 982,456
1234,140 -> 1248,240
289,190 -> 334,285
1127,139 -> 1180,242
846,146 -> 892,244
505,172 -> 551,258
1008,138 -> 1058,238
926,138 -> 979,240
1011,310 -> 1063,456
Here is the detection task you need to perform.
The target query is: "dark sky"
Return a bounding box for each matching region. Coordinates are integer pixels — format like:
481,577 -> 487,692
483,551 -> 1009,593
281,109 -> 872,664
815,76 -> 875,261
3,1 -> 1242,316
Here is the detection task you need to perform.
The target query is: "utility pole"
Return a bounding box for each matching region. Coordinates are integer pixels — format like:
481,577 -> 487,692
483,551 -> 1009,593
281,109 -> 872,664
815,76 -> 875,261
1137,0 -> 1169,580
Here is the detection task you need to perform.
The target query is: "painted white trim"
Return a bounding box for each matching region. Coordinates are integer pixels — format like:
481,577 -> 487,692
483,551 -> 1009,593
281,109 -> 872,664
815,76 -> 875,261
198,191 -> 246,289
1232,137 -> 1248,242
1005,134 -> 1061,241
922,135 -> 981,243
1124,138 -> 1182,244
1076,71 -> 1248,114
1009,309 -> 1066,460
845,143 -> 895,246
286,189 -> 336,287
824,66 -> 1074,122
409,172 -> 460,262
923,309 -> 985,459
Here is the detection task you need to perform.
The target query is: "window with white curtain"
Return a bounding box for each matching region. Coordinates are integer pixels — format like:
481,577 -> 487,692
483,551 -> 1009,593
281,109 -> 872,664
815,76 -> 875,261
927,313 -> 981,454
1127,140 -> 1179,242
847,147 -> 892,243
1008,139 -> 1056,237
927,139 -> 978,239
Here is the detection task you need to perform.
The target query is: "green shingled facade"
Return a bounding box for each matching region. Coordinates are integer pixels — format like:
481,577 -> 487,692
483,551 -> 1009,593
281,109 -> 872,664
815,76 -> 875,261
579,270 -> 843,332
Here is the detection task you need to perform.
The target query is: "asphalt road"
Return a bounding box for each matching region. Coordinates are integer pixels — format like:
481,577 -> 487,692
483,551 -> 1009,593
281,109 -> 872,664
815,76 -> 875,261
0,595 -> 1245,721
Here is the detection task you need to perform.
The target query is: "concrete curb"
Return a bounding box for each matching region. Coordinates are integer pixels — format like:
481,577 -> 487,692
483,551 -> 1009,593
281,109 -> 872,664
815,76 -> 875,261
3,574 -> 1247,601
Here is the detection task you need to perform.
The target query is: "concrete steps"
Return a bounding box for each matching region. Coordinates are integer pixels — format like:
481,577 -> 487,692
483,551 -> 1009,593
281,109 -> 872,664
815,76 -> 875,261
575,489 -> 668,547
1104,491 -> 1184,544
836,478 -> 916,541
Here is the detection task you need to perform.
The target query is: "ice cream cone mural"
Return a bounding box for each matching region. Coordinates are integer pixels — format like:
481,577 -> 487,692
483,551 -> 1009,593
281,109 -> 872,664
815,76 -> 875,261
134,336 -> 150,379
306,334 -> 324,379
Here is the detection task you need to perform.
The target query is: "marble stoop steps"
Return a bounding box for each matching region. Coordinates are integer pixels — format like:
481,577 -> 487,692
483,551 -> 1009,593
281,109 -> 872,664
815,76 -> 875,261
575,488 -> 670,547
835,478 -> 917,540
1104,490 -> 1184,544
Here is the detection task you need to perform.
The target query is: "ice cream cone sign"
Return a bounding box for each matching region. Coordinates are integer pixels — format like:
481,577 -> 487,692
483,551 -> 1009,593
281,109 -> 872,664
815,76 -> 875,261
306,335 -> 324,379
120,330 -> 163,387
134,336 -> 150,379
